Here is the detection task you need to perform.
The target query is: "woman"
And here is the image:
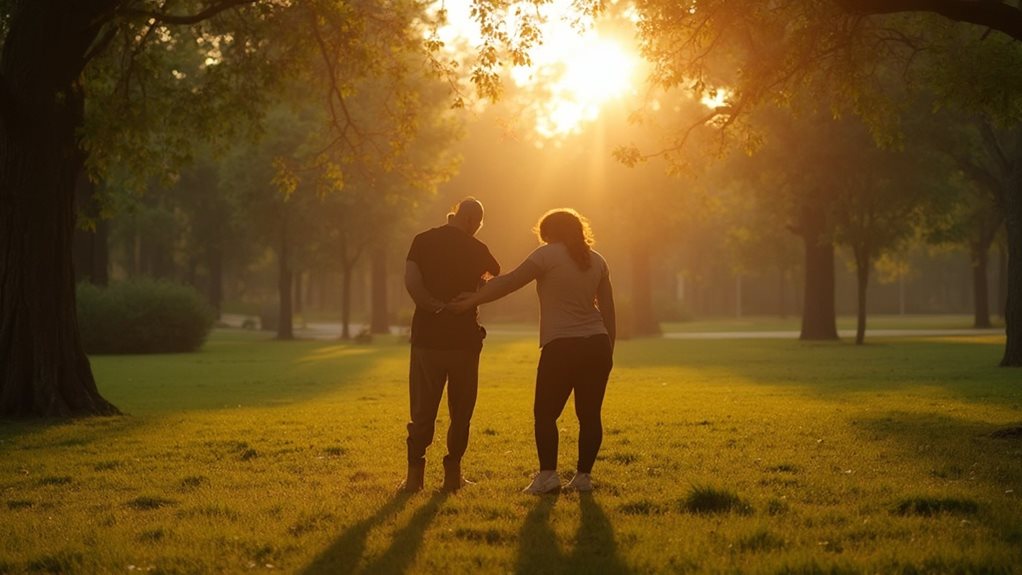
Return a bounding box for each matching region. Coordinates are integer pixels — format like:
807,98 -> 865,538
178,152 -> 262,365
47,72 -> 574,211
449,208 -> 615,494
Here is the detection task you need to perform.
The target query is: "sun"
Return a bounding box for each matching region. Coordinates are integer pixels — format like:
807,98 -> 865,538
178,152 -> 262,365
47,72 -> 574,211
432,1 -> 640,139
512,31 -> 638,139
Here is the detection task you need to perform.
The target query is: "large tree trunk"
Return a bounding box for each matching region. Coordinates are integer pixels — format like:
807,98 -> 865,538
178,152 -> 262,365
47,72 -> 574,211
629,240 -> 661,336
854,248 -> 870,346
970,241 -> 992,329
370,243 -> 390,334
1001,189 -> 1022,366
0,2 -> 120,416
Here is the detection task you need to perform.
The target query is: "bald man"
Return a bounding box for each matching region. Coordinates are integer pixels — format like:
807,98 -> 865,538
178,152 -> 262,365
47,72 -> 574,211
401,198 -> 500,492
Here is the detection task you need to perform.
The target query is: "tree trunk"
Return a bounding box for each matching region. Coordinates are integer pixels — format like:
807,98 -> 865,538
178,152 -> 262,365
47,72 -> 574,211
277,220 -> 294,340
799,233 -> 839,341
1001,189 -> 1022,366
854,249 -> 870,346
370,243 -> 390,334
630,241 -> 661,336
0,2 -> 120,416
970,241 -> 992,329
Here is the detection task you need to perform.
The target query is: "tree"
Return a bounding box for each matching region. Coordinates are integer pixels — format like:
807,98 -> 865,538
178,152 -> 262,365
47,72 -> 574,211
0,0 -> 471,416
629,0 -> 1022,364
829,117 -> 937,345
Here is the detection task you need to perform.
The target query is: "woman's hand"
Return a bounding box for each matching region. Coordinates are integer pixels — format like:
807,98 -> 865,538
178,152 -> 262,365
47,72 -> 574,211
446,292 -> 480,314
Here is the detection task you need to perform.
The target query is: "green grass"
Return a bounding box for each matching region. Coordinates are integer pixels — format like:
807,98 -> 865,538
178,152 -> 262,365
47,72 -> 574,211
1,330 -> 1021,574
660,313 -> 1005,333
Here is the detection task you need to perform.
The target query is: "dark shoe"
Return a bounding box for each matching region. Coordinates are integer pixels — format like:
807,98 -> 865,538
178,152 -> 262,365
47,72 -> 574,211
399,460 -> 425,493
442,459 -> 473,492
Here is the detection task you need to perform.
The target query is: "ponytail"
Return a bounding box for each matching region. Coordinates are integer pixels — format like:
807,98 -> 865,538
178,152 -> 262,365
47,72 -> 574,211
535,209 -> 595,271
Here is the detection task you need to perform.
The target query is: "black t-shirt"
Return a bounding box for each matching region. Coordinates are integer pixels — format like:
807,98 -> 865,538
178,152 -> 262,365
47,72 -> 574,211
407,226 -> 500,349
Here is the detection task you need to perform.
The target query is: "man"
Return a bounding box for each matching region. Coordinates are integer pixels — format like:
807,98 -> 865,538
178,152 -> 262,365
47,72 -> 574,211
402,197 -> 500,492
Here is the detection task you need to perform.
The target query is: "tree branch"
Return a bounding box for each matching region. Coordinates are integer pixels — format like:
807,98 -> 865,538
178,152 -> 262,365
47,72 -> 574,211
119,0 -> 258,26
836,0 -> 1022,41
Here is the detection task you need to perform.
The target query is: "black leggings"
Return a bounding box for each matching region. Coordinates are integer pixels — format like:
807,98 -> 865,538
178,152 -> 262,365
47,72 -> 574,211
534,334 -> 613,474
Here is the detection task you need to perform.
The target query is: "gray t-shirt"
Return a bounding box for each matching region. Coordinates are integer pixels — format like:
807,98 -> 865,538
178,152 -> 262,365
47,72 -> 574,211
526,243 -> 609,347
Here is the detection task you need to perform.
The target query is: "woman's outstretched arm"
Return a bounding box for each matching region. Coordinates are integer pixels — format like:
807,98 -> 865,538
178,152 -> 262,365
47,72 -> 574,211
449,259 -> 541,312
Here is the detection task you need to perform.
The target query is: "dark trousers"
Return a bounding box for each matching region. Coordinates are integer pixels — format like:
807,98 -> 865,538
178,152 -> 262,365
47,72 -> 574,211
534,334 -> 613,474
406,345 -> 480,465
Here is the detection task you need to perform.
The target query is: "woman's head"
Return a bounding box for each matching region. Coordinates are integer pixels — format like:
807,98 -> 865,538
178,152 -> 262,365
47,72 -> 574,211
535,208 -> 594,270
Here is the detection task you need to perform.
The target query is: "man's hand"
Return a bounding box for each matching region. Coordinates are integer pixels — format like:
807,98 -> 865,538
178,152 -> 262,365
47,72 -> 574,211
446,292 -> 480,315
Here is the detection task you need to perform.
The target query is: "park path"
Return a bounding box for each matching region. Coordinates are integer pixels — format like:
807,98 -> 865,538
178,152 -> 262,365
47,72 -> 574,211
219,314 -> 1003,341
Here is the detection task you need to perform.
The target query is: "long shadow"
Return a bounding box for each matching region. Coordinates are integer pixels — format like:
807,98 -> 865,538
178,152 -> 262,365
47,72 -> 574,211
356,491 -> 448,575
566,493 -> 631,575
300,491 -> 412,575
301,491 -> 447,575
514,493 -> 631,575
514,495 -> 563,575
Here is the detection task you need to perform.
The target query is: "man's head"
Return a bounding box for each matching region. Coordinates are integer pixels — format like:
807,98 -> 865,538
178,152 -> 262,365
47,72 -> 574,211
448,197 -> 484,236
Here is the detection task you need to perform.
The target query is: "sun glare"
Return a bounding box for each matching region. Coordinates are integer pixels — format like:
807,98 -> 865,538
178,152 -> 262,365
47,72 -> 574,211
513,32 -> 638,138
433,1 -> 639,139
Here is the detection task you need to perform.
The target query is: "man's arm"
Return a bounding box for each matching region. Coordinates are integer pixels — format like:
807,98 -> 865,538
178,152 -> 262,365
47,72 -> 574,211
405,260 -> 445,313
596,273 -> 616,351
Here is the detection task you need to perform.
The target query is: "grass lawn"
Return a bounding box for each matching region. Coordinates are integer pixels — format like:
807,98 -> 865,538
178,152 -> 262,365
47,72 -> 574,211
659,314 -> 1006,334
1,330 -> 1020,574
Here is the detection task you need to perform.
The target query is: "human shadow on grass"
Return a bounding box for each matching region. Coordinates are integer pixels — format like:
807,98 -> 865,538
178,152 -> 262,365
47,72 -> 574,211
515,493 -> 631,575
301,491 -> 447,575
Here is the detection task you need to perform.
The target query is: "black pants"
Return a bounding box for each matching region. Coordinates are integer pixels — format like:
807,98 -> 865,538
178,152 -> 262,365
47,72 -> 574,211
534,334 -> 613,474
406,345 -> 480,465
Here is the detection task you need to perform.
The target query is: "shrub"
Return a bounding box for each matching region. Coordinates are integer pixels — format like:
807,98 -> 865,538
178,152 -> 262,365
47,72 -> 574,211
77,280 -> 215,354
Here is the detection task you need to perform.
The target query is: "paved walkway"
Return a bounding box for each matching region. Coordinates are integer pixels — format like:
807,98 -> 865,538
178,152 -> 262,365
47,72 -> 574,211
220,314 -> 1003,341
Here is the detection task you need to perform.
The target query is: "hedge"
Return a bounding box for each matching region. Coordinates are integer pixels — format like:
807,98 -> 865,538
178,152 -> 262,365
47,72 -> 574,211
77,279 -> 215,354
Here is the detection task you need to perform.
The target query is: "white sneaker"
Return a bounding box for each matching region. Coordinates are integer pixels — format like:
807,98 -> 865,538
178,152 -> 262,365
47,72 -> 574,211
522,470 -> 561,495
565,472 -> 593,492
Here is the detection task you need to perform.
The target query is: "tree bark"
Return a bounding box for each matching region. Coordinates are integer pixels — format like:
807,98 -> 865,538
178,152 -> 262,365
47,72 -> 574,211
629,240 -> 661,336
970,241 -> 992,329
0,1 -> 120,416
370,243 -> 390,334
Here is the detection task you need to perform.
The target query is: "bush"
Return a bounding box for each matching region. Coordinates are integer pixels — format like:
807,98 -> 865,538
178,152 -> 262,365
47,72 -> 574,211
77,280 -> 215,354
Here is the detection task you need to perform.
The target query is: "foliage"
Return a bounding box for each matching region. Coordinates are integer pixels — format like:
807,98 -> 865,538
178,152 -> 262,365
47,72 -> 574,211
77,279 -> 214,354
0,331 -> 1018,572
